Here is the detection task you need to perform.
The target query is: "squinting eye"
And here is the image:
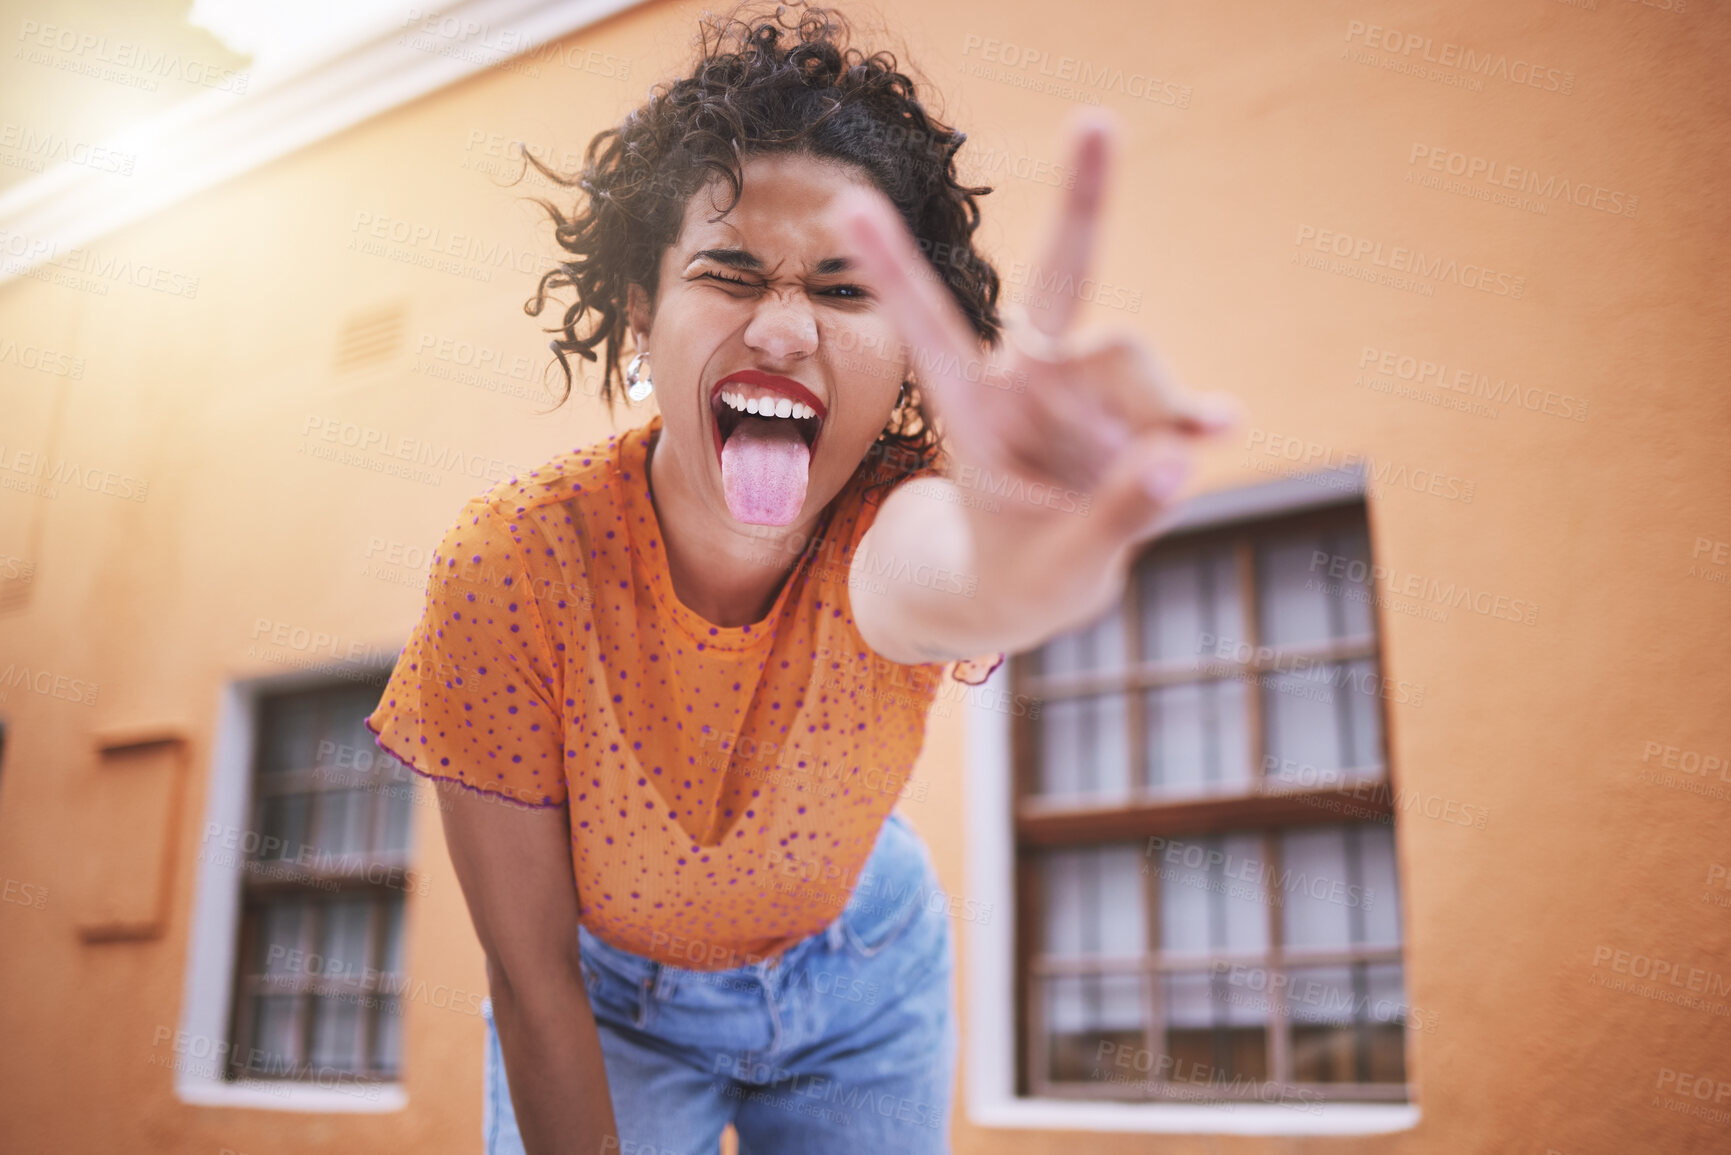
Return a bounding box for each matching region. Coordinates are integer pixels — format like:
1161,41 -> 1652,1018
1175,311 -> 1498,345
701,271 -> 757,288
823,284 -> 868,299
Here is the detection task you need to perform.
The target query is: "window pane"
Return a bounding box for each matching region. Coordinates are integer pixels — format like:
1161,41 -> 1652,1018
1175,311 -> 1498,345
1363,962 -> 1410,1082
309,992 -> 364,1071
249,994 -> 303,1074
259,900 -> 307,974
1042,845 -> 1145,958
1143,678 -> 1251,797
1037,604 -> 1127,676
1262,658 -> 1383,780
378,895 -> 406,975
1281,825 -> 1394,950
257,793 -> 311,861
314,789 -> 371,859
1286,964 -> 1356,1082
1138,545 -> 1242,663
374,996 -> 403,1077
379,784 -> 414,856
1037,693 -> 1128,799
1257,528 -> 1374,648
1287,963 -> 1406,1084
1357,825 -> 1402,947
1155,833 -> 1269,957
1044,973 -> 1143,1082
321,898 -> 373,981
1280,827 -> 1351,950
260,695 -> 321,774
1163,970 -> 1268,1083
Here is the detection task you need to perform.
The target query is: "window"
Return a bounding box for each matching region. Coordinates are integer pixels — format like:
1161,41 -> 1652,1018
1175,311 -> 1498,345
1013,501 -> 1411,1106
223,680 -> 418,1087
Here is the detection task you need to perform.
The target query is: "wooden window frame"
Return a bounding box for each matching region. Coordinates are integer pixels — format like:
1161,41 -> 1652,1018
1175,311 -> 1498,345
1012,502 -> 1412,1105
224,680 -> 415,1086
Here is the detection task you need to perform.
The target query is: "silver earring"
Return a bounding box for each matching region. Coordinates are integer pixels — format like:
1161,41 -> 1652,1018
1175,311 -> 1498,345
625,351 -> 653,403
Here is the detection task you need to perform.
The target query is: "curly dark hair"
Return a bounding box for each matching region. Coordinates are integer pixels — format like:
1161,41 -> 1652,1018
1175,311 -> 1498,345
517,0 -> 1002,496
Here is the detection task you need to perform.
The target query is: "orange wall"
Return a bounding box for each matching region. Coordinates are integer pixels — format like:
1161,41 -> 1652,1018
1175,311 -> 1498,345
1,0 -> 1728,1152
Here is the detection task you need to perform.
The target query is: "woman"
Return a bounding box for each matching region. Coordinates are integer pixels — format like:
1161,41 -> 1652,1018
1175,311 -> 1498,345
365,4 -> 1240,1152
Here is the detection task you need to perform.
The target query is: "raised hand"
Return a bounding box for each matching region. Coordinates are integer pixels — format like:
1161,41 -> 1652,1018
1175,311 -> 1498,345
837,107 -> 1243,546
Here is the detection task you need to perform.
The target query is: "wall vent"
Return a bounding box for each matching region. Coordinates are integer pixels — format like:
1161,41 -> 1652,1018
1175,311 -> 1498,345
0,564 -> 33,616
332,303 -> 406,373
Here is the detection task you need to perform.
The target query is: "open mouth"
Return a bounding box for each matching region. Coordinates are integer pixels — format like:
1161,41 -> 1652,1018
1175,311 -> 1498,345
708,370 -> 827,526
709,372 -> 826,456
716,394 -> 823,453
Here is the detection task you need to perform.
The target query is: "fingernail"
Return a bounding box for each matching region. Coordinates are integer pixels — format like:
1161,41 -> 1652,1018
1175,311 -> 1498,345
1143,455 -> 1189,503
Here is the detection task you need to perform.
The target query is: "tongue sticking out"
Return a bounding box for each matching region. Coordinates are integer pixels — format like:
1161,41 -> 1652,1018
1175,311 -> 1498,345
720,415 -> 811,525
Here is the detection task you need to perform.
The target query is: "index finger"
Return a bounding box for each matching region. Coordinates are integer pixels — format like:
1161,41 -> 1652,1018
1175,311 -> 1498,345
1020,107 -> 1117,339
835,184 -> 985,411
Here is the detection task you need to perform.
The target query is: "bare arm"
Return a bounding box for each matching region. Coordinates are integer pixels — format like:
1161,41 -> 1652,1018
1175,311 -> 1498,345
851,471 -> 1156,665
432,778 -> 618,1154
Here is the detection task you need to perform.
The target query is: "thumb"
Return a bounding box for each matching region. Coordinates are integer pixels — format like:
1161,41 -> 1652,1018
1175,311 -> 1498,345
1088,432 -> 1194,545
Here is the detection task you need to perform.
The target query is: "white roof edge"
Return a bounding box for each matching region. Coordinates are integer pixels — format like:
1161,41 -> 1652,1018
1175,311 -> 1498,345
1165,462 -> 1368,536
0,0 -> 651,284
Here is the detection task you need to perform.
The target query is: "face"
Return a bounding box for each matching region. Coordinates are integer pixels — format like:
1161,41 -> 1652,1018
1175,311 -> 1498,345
626,151 -> 910,528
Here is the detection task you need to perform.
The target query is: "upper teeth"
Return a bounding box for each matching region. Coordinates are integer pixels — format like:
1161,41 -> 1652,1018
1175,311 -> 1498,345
720,390 -> 816,420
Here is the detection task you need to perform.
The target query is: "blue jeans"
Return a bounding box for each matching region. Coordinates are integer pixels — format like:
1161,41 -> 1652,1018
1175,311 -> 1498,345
480,811 -> 957,1154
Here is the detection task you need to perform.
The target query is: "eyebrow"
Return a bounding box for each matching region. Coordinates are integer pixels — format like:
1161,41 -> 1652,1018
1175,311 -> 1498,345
690,248 -> 854,276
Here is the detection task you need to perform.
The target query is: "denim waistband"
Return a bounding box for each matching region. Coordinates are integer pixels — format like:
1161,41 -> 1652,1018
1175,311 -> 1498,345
574,810 -> 930,994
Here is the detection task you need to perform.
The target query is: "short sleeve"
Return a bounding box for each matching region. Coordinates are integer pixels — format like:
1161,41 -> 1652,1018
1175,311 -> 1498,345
365,498 -> 568,809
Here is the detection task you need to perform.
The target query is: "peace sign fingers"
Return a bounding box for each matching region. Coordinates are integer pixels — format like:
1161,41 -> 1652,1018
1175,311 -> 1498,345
840,183 -> 1118,491
836,131 -> 1131,492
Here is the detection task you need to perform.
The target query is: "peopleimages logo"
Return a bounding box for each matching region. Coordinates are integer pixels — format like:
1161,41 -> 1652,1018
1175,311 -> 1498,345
1407,144 -> 1637,218
1142,835 -> 1374,909
0,121 -> 136,175
1343,21 -> 1575,94
959,35 -> 1192,107
14,19 -> 251,93
1591,946 -> 1731,997
1294,225 -> 1526,298
1242,427 -> 1477,504
0,337 -> 84,379
1306,549 -> 1540,627
1357,345 -> 1589,422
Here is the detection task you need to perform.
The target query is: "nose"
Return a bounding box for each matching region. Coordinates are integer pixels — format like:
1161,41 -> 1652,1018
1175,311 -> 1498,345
742,289 -> 818,362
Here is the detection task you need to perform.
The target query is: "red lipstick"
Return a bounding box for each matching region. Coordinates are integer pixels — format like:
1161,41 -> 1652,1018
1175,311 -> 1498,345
707,369 -> 828,461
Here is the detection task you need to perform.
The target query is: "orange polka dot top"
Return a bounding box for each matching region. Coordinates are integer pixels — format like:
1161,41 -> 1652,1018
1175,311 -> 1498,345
365,415 -> 1001,970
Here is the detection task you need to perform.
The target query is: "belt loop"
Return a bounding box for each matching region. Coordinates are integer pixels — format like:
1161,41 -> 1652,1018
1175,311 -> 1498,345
654,960 -> 679,1002
825,917 -> 846,953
